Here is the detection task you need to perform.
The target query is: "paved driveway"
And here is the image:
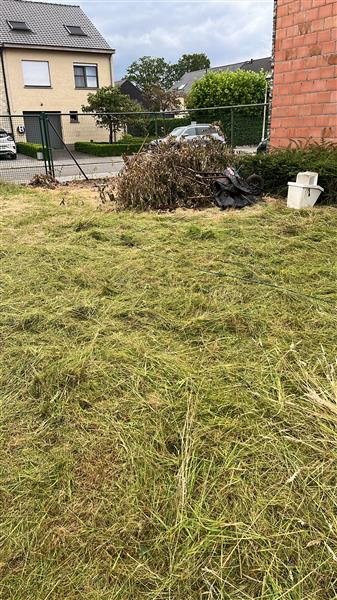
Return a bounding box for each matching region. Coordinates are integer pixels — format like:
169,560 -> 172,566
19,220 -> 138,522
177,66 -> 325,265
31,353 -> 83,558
0,151 -> 124,184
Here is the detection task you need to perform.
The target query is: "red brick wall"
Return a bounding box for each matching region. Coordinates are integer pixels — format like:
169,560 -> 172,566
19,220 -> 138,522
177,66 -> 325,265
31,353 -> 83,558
270,0 -> 337,147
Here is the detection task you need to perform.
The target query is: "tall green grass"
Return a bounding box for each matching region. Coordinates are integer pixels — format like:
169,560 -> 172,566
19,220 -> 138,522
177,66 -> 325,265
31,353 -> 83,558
0,185 -> 336,599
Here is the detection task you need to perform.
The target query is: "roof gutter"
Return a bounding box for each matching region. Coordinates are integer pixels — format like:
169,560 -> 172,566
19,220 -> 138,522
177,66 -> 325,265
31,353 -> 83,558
1,42 -> 115,54
0,46 -> 14,135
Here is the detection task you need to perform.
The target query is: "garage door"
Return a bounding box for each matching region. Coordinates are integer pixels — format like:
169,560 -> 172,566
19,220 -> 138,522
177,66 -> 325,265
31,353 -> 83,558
23,112 -> 63,150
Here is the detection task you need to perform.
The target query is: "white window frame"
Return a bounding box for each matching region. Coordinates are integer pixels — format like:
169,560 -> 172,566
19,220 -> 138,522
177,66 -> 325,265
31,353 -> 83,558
22,60 -> 51,88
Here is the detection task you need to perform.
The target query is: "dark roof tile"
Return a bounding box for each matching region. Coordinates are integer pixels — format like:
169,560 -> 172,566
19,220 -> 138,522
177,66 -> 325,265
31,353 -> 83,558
0,0 -> 113,52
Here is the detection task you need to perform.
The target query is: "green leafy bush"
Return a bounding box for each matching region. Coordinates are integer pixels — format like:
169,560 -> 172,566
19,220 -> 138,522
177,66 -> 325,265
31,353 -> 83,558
16,142 -> 44,159
186,69 -> 267,146
74,141 -> 145,157
187,69 -> 267,112
234,145 -> 337,204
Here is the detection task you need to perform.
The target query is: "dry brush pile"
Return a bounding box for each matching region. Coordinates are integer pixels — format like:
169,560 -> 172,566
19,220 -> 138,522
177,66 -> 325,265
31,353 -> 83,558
111,140 -> 234,211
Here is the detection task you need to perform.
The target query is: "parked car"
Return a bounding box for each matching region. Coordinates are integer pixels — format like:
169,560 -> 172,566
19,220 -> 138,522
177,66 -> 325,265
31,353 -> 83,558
149,123 -> 226,148
0,129 -> 17,160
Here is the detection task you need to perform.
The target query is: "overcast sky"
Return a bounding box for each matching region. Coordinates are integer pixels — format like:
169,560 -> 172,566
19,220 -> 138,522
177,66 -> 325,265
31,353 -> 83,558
53,0 -> 274,79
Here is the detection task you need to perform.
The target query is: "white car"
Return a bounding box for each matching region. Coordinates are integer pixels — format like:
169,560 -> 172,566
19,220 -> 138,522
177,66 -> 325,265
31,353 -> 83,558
150,123 -> 226,147
0,129 -> 17,160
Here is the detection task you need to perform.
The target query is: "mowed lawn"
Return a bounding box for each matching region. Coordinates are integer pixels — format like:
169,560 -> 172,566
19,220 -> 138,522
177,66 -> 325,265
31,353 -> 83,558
1,183 -> 336,600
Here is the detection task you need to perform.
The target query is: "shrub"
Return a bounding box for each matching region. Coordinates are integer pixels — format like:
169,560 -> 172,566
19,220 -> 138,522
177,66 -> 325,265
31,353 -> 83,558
234,144 -> 337,203
74,141 -> 145,157
187,69 -> 266,113
16,142 -> 44,159
128,117 -> 192,138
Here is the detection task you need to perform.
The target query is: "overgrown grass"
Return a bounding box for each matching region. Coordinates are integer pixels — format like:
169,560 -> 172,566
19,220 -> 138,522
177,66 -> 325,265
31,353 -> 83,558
0,184 -> 336,600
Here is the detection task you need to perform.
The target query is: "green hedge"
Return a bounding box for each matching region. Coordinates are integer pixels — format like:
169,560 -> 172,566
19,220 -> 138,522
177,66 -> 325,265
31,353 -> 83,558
129,113 -> 264,146
234,145 -> 337,203
74,141 -> 145,157
16,142 -> 45,159
128,117 -> 192,138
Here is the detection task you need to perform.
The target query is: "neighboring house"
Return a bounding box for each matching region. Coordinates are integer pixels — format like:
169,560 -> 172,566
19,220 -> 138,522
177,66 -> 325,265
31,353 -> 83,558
171,56 -> 272,105
270,0 -> 336,147
115,79 -> 151,110
0,0 -> 114,147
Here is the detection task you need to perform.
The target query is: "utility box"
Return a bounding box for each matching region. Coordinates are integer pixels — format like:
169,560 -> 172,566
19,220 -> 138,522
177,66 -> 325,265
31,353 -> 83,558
287,172 -> 324,209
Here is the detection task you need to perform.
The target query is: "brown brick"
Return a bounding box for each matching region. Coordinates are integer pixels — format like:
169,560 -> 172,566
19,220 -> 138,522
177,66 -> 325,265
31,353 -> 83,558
288,1 -> 301,15
277,4 -> 289,17
285,48 -> 298,60
280,14 -> 294,27
283,71 -> 298,83
298,21 -> 312,34
308,44 -> 322,55
324,16 -> 336,29
317,29 -> 331,42
318,3 -> 333,18
311,18 -> 325,31
310,102 -> 334,114
283,37 -> 296,49
325,78 -> 337,90
321,127 -> 334,138
327,53 -> 337,64
321,41 -> 336,54
287,25 -> 299,37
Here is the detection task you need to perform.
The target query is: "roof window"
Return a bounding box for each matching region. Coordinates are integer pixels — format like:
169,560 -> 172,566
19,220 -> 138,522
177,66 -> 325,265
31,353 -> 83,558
65,25 -> 87,36
7,20 -> 31,31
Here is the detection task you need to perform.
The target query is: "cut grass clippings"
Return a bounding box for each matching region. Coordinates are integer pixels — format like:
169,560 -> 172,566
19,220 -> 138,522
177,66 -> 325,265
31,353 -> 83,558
0,183 -> 337,600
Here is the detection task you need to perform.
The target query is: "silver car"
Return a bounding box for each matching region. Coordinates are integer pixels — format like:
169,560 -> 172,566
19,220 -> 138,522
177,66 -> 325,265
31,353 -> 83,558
150,123 -> 226,147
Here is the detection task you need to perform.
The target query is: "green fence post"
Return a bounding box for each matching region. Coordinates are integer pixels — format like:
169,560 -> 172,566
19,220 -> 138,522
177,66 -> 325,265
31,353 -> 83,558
39,115 -> 48,176
230,108 -> 234,148
154,113 -> 158,141
44,115 -> 55,178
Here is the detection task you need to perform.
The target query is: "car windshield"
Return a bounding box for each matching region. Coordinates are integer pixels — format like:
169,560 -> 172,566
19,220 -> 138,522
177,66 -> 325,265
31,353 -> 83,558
168,127 -> 187,138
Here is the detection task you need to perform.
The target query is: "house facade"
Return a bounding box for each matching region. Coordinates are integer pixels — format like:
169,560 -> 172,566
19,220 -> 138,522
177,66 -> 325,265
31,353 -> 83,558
0,0 -> 114,147
270,0 -> 336,147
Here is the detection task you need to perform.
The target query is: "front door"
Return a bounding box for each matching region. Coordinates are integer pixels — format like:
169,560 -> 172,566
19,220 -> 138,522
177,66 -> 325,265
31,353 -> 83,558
23,112 -> 63,149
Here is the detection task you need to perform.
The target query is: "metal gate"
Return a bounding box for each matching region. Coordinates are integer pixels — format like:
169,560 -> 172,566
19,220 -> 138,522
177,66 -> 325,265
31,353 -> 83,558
39,113 -> 88,180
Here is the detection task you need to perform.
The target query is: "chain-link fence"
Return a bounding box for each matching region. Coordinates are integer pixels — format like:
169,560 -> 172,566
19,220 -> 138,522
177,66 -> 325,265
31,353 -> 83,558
0,103 -> 268,184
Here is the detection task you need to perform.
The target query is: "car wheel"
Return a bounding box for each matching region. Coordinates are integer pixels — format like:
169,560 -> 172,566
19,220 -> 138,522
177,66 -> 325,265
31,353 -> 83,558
10,154 -> 17,160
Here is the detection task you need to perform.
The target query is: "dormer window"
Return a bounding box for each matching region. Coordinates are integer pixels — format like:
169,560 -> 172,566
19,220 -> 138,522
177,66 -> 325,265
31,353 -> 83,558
65,25 -> 87,36
7,20 -> 31,31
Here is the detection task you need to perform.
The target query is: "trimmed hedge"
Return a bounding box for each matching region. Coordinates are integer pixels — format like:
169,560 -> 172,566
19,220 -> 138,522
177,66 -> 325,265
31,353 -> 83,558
16,142 -> 44,159
74,141 -> 144,157
128,117 -> 192,138
234,145 -> 337,204
129,114 -> 263,146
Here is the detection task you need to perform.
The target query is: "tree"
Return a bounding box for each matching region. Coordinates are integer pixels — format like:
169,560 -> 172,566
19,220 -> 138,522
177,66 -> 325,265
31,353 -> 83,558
174,53 -> 210,80
144,85 -> 181,112
126,56 -> 175,91
186,69 -> 267,110
82,87 -> 142,143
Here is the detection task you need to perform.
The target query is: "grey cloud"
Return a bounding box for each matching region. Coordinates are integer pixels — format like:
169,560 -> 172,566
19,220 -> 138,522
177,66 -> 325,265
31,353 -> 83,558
37,0 -> 274,78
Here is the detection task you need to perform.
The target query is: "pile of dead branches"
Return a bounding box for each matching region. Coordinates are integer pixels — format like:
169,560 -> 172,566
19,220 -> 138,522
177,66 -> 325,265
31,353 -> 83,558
113,139 -> 234,211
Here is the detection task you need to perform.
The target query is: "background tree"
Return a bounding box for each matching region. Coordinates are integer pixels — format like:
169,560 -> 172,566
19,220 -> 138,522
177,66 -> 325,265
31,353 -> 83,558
174,53 -> 210,80
126,56 -> 175,91
82,87 -> 142,143
144,85 -> 181,112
